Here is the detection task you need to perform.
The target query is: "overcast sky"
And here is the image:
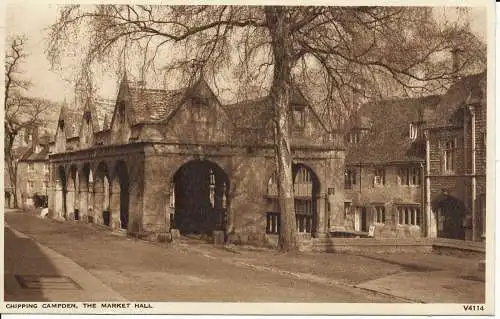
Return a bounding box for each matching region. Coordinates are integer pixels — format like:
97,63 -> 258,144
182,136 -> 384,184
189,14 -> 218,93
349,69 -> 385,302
5,3 -> 488,104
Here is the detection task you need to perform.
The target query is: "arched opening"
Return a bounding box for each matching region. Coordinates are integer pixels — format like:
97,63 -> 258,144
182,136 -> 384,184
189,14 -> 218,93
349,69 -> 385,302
173,160 -> 229,236
114,161 -> 130,229
94,162 -> 111,226
432,194 -> 465,240
266,163 -> 320,235
293,163 -> 320,235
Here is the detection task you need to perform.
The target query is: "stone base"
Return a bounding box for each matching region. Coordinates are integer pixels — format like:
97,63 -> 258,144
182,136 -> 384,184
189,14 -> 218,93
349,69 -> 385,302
170,229 -> 181,241
213,230 -> 225,246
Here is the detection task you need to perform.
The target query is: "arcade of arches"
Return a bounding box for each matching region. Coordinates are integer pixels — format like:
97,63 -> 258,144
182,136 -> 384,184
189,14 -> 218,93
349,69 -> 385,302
48,143 -> 345,246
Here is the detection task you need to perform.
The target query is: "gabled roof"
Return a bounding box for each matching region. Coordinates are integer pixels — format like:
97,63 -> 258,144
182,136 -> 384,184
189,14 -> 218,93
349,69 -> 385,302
221,88 -> 329,132
345,95 -> 441,165
221,97 -> 271,130
126,87 -> 188,125
58,104 -> 83,138
426,71 -> 486,129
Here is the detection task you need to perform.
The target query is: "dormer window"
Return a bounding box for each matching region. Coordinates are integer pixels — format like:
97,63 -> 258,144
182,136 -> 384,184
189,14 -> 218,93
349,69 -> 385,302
58,120 -> 65,129
292,109 -> 305,129
348,130 -> 360,144
409,123 -> 418,141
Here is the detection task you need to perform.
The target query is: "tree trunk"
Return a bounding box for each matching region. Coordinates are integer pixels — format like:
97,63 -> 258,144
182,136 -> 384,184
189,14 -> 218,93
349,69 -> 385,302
266,7 -> 297,251
5,131 -> 19,208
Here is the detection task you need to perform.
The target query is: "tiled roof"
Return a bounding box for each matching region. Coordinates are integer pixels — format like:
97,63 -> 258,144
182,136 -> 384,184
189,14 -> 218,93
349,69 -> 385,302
221,97 -> 271,129
427,71 -> 486,129
345,95 -> 441,165
221,88 -> 325,131
127,87 -> 187,125
19,145 -> 50,162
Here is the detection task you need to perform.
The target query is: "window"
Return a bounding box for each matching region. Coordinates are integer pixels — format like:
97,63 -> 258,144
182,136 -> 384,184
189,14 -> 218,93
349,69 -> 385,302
375,206 -> 386,223
295,199 -> 313,233
398,166 -> 421,186
344,202 -> 352,218
27,181 -> 34,193
344,169 -> 357,189
409,123 -> 418,141
292,109 -> 305,129
42,181 -> 48,192
44,164 -> 49,173
348,130 -> 360,144
442,138 -> 457,173
374,168 -> 385,186
192,104 -> 208,123
266,212 -> 280,234
28,163 -> 34,172
295,167 -> 312,183
397,205 -> 421,226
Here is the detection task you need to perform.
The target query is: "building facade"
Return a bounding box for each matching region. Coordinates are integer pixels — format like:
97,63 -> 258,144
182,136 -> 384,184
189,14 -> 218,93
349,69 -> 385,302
44,72 -> 487,245
47,77 -> 345,247
343,71 -> 486,242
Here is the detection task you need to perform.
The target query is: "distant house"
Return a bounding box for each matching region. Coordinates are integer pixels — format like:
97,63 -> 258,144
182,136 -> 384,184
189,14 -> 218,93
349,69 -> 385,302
343,71 -> 486,242
16,132 -> 52,208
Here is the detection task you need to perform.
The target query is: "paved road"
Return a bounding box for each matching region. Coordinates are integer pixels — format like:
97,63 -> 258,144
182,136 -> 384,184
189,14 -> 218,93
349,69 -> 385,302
4,209 -> 485,303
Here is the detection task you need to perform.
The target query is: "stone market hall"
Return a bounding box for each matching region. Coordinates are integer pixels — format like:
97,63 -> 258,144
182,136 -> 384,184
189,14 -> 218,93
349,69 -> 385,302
47,76 -> 346,246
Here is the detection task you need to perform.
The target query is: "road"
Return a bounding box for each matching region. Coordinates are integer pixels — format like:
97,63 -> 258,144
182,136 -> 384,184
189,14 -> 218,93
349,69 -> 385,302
4,209 -> 485,303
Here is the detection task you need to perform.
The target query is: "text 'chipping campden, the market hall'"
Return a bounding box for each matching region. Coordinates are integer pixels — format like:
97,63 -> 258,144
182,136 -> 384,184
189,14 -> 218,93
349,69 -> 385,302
41,71 -> 486,248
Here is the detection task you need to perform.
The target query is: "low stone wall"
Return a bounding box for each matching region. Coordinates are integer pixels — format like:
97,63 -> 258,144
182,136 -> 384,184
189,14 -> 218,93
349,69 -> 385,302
307,238 -> 433,253
301,236 -> 486,256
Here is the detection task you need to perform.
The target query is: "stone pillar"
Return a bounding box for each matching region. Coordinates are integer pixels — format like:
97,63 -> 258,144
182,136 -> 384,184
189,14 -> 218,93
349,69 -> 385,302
79,184 -> 88,221
315,194 -> 327,238
94,182 -> 104,225
66,185 -> 75,220
87,182 -> 94,222
54,180 -> 64,219
109,181 -> 121,229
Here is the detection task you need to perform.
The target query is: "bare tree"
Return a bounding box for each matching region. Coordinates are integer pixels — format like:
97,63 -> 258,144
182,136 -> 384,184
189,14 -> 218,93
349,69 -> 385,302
47,5 -> 485,251
5,35 -> 50,207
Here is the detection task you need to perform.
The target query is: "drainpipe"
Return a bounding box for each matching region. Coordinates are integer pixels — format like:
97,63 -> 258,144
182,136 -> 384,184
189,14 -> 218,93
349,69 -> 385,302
468,105 -> 477,241
424,130 -> 432,238
420,162 -> 425,235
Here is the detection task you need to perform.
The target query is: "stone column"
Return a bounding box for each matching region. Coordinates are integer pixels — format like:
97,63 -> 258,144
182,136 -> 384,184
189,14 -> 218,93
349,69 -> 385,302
87,182 -> 94,222
79,184 -> 88,222
109,181 -> 121,229
93,182 -> 104,225
66,185 -> 75,220
315,193 -> 327,238
54,180 -> 64,220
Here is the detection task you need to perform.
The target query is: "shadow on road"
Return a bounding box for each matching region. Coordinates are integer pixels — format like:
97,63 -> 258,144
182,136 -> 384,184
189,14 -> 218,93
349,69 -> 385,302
4,226 -> 62,301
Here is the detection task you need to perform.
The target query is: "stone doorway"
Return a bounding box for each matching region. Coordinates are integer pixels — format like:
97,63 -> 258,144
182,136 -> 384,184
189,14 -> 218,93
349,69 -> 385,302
434,195 -> 465,240
173,160 -> 229,236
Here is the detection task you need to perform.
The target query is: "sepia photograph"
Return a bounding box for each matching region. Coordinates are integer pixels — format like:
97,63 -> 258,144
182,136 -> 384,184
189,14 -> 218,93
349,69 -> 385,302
2,0 -> 494,315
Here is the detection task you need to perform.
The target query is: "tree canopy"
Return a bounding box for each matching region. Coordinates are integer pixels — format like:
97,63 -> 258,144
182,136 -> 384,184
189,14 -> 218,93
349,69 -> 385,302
47,5 -> 486,250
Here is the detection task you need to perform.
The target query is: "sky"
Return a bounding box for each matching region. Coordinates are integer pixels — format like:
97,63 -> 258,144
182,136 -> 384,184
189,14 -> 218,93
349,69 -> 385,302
4,2 -> 489,104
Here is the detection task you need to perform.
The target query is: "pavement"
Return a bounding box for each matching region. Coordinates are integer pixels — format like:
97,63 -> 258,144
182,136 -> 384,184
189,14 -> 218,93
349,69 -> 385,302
4,222 -> 125,302
3,208 -> 486,303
